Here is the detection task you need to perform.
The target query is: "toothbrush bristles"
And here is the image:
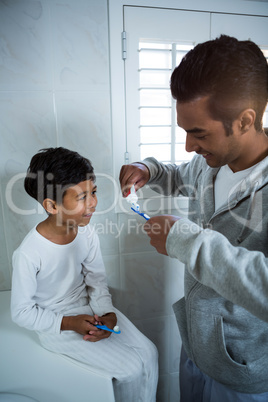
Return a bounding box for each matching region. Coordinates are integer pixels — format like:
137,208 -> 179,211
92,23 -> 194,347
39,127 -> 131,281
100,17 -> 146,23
132,203 -> 140,212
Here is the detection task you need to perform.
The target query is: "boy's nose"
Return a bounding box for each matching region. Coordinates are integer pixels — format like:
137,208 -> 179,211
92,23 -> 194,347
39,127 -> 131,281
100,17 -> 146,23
89,196 -> 98,208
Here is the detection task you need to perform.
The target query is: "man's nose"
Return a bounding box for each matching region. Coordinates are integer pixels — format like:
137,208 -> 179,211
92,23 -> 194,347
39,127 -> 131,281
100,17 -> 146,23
185,134 -> 200,153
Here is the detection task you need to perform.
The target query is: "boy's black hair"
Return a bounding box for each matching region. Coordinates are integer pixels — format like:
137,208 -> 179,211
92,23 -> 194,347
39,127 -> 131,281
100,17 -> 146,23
24,147 -> 95,205
170,35 -> 268,135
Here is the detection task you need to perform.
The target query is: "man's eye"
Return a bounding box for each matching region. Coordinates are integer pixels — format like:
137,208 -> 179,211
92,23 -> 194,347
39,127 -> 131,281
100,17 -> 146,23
92,190 -> 97,196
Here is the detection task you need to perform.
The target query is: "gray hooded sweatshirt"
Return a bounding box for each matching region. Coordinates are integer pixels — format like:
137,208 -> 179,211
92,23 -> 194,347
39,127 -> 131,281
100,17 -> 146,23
143,155 -> 268,394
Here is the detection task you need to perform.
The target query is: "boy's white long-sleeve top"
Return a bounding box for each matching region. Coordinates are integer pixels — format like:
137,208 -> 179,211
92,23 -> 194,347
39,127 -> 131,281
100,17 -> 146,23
11,224 -> 115,334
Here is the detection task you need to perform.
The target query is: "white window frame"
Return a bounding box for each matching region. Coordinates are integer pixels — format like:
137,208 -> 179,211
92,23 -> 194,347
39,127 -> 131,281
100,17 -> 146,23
108,0 -> 268,212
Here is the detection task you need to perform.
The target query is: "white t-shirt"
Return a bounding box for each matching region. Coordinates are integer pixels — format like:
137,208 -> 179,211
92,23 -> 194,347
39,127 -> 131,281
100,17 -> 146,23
11,224 -> 115,334
214,164 -> 257,211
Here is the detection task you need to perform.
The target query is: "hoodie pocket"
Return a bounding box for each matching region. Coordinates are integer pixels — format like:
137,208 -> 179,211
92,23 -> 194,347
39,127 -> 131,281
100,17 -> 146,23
190,309 -> 251,388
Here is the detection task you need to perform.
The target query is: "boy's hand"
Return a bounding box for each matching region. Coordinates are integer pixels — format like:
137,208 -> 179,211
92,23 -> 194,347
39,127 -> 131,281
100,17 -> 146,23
83,312 -> 117,342
61,313 -> 117,342
61,314 -> 98,336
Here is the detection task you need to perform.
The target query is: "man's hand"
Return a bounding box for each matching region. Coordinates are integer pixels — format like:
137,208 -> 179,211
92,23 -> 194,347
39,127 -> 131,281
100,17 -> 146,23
144,215 -> 180,255
119,162 -> 150,197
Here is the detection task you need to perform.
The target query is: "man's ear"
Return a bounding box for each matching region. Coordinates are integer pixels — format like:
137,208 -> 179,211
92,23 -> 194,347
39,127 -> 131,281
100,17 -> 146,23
239,109 -> 256,133
42,199 -> 58,215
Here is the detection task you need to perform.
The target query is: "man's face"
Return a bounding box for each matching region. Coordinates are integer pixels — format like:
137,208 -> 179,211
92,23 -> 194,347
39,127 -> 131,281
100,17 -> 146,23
176,96 -> 244,171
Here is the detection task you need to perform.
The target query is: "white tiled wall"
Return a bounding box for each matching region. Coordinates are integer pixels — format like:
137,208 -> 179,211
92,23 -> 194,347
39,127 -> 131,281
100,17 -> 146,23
0,0 -> 184,400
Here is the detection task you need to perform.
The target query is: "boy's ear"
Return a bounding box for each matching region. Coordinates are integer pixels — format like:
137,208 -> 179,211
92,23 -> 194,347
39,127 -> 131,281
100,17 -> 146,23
43,199 -> 58,215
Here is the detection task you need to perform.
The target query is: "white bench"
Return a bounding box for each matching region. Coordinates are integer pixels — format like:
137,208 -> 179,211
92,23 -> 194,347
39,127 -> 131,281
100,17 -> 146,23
0,291 -> 115,402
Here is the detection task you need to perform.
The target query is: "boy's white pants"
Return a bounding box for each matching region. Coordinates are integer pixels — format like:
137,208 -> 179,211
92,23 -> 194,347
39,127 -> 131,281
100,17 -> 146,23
38,307 -> 159,402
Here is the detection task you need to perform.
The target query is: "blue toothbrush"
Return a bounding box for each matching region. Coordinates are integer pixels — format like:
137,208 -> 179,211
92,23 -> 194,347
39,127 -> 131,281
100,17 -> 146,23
126,185 -> 150,220
95,324 -> 121,334
131,206 -> 150,220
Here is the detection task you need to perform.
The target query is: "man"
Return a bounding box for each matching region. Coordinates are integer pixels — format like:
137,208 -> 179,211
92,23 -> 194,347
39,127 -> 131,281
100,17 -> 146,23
120,35 -> 268,401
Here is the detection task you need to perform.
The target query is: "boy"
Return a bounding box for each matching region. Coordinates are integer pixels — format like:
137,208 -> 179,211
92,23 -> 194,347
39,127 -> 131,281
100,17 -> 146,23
11,147 -> 158,402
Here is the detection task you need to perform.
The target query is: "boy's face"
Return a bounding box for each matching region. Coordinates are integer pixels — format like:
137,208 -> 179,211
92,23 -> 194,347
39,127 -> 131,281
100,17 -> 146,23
57,179 -> 97,227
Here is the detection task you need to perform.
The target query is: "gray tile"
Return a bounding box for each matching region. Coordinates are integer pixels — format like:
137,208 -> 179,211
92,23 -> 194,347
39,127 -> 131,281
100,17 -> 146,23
55,91 -> 112,174
0,0 -> 52,90
50,0 -> 109,90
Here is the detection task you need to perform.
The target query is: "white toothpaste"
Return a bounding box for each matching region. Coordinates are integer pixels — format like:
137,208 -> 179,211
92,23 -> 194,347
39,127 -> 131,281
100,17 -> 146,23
126,184 -> 140,211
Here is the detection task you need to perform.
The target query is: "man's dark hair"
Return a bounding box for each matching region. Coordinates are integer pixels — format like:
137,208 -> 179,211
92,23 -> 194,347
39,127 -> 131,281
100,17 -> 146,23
24,147 -> 95,204
170,35 -> 268,135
